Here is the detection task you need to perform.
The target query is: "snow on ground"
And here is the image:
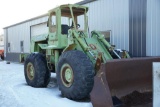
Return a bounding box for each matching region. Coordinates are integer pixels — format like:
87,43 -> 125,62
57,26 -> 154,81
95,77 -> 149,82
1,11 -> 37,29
0,60 -> 92,107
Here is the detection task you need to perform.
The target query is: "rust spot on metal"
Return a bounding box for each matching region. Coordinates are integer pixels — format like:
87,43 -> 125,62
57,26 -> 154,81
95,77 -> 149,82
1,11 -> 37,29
122,51 -> 126,58
95,52 -> 102,71
89,44 -> 97,50
90,57 -> 160,107
97,72 -> 104,77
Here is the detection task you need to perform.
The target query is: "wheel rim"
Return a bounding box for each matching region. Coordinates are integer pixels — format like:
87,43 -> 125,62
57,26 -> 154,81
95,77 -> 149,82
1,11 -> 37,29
60,64 -> 74,87
26,62 -> 35,80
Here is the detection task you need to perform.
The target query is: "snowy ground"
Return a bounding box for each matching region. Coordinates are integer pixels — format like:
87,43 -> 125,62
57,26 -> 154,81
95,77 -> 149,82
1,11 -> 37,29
0,59 -> 92,107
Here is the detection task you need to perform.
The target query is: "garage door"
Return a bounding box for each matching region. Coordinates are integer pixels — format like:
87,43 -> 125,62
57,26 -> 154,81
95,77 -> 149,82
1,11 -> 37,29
31,22 -> 48,37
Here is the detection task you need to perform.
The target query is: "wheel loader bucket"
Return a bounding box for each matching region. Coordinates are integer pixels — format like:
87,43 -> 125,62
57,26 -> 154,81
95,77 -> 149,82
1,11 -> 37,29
90,57 -> 160,107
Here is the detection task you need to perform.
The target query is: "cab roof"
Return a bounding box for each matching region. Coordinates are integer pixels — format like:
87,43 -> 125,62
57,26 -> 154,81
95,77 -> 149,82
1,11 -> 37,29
48,4 -> 88,17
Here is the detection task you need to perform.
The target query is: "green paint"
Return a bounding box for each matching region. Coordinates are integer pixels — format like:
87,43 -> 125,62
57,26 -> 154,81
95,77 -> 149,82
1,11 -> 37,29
21,4 -> 130,73
65,68 -> 73,83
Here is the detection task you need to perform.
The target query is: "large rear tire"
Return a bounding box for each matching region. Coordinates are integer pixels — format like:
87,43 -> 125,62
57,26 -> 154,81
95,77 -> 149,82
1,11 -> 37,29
24,53 -> 50,87
57,50 -> 94,100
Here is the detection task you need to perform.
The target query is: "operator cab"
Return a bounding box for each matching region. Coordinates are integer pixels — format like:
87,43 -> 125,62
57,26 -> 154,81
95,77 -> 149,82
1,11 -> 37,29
48,4 -> 88,35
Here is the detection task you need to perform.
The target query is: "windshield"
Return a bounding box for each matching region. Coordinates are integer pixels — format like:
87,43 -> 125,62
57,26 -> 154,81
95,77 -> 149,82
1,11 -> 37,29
60,6 -> 88,31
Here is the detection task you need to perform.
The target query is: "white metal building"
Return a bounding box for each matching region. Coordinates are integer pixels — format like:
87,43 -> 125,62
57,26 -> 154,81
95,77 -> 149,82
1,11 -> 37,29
3,0 -> 160,62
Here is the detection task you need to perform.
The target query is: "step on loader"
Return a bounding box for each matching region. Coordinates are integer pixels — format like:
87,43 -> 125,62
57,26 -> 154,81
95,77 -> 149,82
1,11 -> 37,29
23,4 -> 160,107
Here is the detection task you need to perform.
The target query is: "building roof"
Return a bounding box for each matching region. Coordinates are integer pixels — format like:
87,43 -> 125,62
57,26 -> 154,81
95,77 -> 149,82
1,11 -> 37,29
3,14 -> 48,29
76,0 -> 97,5
3,0 -> 96,29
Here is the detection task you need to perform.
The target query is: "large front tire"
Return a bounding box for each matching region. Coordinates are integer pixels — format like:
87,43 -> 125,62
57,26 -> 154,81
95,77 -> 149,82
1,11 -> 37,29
57,50 -> 94,100
24,53 -> 50,87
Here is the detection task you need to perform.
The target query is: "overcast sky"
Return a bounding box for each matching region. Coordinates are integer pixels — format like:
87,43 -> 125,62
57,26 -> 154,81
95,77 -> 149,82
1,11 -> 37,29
0,0 -> 81,34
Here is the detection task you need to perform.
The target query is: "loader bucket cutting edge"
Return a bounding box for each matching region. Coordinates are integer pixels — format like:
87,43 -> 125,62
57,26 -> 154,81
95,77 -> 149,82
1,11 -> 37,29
90,57 -> 160,107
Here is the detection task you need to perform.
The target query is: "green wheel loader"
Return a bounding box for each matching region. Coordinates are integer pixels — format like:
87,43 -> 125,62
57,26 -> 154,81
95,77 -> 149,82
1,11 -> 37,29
24,4 -> 160,106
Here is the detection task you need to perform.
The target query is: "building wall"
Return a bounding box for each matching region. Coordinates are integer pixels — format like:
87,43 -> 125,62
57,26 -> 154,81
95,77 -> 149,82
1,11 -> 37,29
4,16 -> 48,61
4,0 -> 160,62
129,0 -> 147,57
147,0 -> 160,56
83,0 -> 129,51
6,16 -> 48,53
83,0 -> 160,57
